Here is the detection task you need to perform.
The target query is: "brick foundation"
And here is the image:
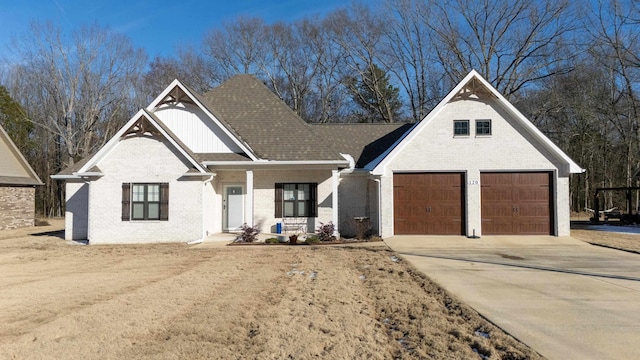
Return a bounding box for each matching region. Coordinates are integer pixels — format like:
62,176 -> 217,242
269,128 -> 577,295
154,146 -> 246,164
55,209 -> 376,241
0,186 -> 36,230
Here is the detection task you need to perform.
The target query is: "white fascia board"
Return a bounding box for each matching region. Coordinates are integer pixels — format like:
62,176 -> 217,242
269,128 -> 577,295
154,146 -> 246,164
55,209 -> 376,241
146,79 -> 184,111
50,174 -> 81,180
181,172 -> 217,177
77,109 -> 148,174
371,70 -> 584,175
140,109 -> 209,173
202,160 -> 350,167
0,125 -> 43,184
146,79 -> 259,161
73,172 -> 104,177
369,73 -> 466,175
471,74 -> 584,174
78,109 -> 208,175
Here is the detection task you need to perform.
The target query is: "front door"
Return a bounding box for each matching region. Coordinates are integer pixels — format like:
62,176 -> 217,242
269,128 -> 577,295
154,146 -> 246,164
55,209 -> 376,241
224,185 -> 244,231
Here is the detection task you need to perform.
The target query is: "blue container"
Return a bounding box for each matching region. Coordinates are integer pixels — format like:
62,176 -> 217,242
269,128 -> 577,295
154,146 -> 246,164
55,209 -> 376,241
276,222 -> 282,234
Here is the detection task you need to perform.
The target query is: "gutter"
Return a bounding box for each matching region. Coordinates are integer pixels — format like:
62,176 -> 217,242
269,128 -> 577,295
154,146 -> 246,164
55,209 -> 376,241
372,177 -> 382,237
202,160 -> 350,167
338,153 -> 355,174
198,174 -> 216,243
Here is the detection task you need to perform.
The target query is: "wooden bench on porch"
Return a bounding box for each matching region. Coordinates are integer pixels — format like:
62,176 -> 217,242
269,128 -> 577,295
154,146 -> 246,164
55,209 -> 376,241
282,217 -> 307,234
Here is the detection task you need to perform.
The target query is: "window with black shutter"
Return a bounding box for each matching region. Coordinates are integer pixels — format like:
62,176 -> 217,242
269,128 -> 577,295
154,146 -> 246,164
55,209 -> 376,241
275,183 -> 317,217
122,183 -> 168,221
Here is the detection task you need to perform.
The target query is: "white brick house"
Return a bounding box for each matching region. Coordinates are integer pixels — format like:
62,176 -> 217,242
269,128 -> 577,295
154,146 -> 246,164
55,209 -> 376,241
53,71 -> 581,244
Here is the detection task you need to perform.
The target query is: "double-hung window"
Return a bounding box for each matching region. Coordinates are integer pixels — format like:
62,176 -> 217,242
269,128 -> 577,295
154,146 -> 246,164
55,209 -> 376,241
122,183 -> 169,221
274,183 -> 318,217
132,184 -> 160,220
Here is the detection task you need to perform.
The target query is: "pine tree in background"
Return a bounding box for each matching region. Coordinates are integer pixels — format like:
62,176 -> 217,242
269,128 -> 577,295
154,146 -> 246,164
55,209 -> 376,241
345,63 -> 402,123
0,85 -> 34,155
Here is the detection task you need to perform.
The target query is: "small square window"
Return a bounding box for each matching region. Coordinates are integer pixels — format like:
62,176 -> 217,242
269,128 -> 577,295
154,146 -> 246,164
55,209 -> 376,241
454,120 -> 469,136
476,120 -> 491,136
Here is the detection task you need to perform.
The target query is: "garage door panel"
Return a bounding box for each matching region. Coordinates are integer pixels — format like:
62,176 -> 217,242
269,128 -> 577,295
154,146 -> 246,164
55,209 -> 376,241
519,203 -> 550,217
517,172 -> 549,185
483,188 -> 512,201
481,172 -> 553,235
394,173 -> 465,235
519,221 -> 551,235
517,187 -> 549,202
482,202 -> 513,216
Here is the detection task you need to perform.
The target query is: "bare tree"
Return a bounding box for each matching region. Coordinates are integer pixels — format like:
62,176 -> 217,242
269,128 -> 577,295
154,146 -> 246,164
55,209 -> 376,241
587,0 -> 640,190
426,0 -> 577,100
3,21 -> 147,215
260,20 -> 320,118
6,22 -> 147,165
325,4 -> 402,122
383,0 -> 443,122
202,17 -> 267,79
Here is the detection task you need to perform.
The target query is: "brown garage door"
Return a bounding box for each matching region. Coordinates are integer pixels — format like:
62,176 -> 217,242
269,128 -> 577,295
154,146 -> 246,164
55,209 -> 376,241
481,172 -> 553,235
394,173 -> 465,235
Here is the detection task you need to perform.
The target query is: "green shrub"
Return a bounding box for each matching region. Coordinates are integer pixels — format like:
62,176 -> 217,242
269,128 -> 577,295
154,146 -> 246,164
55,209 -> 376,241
265,238 -> 279,244
305,236 -> 320,244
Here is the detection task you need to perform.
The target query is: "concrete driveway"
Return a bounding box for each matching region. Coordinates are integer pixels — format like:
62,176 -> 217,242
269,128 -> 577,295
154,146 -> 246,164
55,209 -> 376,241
384,235 -> 640,360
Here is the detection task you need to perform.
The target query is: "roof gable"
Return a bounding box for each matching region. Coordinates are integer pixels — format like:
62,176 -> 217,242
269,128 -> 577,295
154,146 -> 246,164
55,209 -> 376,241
201,75 -> 344,161
0,124 -> 42,185
71,109 -> 210,177
372,70 -> 583,175
147,79 -> 258,160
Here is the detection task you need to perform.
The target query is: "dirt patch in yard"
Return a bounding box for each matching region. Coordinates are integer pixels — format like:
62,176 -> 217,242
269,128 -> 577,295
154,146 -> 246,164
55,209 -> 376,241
0,221 -> 541,359
572,228 -> 640,253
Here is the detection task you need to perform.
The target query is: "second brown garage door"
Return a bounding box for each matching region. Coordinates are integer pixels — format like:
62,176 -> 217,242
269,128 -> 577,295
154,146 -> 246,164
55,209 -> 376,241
394,173 -> 465,235
481,172 -> 553,235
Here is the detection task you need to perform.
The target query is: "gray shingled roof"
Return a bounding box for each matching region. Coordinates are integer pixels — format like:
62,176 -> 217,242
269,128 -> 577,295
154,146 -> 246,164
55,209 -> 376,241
52,156 -> 91,177
202,75 -> 344,161
55,76 -> 411,177
194,153 -> 251,162
311,123 -> 413,168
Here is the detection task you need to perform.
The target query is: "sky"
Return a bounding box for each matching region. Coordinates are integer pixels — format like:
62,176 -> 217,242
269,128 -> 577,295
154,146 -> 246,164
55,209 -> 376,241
0,0 -> 353,59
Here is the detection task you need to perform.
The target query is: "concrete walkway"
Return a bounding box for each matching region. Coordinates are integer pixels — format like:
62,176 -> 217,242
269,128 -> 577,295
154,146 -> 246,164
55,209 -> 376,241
384,235 -> 640,360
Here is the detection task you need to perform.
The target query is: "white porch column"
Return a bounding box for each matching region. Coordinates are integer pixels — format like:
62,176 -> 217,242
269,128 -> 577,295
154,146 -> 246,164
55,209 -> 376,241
246,170 -> 254,226
332,169 -> 339,234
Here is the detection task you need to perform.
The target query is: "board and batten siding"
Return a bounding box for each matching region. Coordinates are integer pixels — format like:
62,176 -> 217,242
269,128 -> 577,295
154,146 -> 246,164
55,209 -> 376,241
154,103 -> 243,153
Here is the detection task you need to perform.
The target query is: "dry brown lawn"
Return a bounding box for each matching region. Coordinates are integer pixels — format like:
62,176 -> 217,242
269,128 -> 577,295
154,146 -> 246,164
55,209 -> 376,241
0,220 -> 542,360
572,228 -> 640,253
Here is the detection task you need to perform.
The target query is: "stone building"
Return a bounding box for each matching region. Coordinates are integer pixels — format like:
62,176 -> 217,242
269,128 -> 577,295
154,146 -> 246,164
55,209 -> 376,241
0,124 -> 42,230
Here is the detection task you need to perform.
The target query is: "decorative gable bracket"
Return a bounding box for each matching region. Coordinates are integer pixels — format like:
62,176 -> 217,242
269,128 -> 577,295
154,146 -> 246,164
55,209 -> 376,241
123,117 -> 161,137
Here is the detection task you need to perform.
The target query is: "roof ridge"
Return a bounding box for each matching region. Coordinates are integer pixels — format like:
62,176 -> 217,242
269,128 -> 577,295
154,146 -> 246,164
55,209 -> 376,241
201,74 -> 345,161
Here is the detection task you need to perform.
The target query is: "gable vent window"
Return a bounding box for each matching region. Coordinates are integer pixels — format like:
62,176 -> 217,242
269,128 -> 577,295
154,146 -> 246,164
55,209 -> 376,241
453,120 -> 470,136
476,119 -> 492,136
274,183 -> 317,218
122,183 -> 169,221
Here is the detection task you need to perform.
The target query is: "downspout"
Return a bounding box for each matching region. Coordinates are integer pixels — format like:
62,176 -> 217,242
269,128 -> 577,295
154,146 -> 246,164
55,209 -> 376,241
189,174 -> 214,245
373,178 -> 382,237
332,153 -> 356,237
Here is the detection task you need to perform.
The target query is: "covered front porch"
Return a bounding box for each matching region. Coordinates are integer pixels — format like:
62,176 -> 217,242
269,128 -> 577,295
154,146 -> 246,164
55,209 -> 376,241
201,162 -> 346,239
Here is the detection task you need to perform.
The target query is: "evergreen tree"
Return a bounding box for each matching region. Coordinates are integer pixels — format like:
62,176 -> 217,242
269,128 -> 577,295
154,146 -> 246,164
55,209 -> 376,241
345,63 -> 403,123
0,86 -> 34,154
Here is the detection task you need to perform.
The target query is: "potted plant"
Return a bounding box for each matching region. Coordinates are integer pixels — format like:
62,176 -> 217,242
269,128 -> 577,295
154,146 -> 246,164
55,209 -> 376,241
289,234 -> 298,244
